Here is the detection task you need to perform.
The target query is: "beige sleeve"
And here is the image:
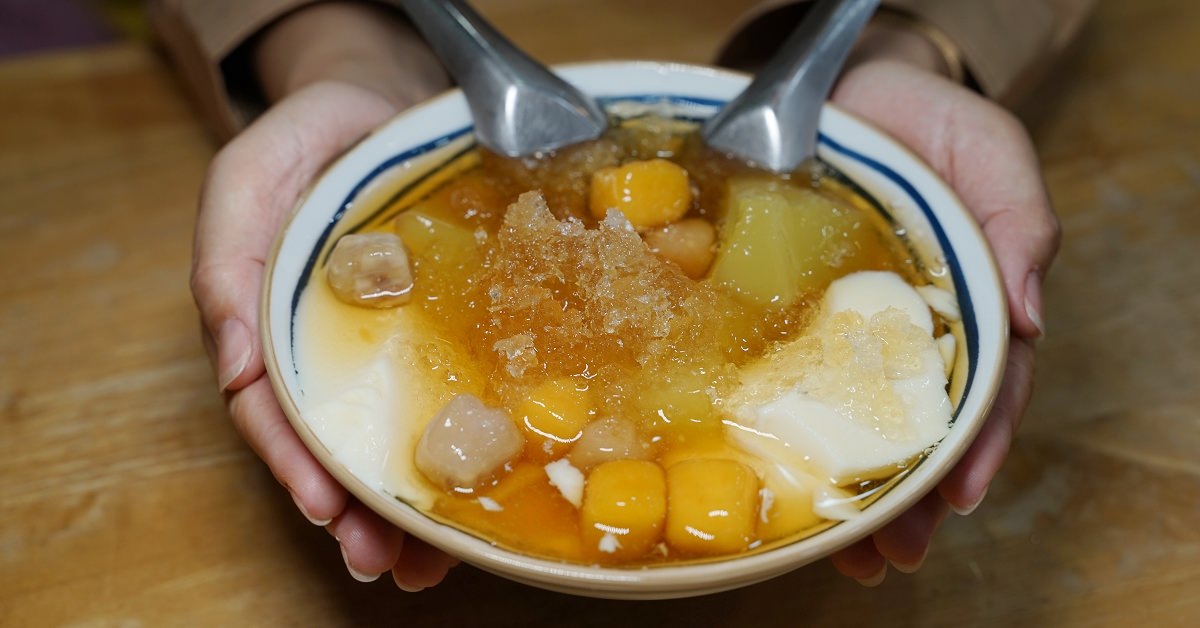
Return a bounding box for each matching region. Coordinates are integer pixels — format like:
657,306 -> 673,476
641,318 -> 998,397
151,0 -> 1096,140
147,0 -> 326,140
717,0 -> 1097,105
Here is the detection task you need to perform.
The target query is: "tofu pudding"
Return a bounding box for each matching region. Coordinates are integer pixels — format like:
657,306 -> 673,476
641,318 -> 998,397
293,114 -> 962,566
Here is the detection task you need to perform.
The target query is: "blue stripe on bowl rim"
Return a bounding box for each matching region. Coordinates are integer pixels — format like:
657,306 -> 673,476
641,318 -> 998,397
288,94 -> 978,419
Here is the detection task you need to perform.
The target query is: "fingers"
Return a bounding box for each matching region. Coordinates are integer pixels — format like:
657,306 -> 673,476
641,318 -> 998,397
327,500 -> 407,582
228,376 -> 349,524
831,493 -> 952,587
950,114 -> 1059,341
980,209 -> 1058,342
830,335 -> 1029,588
871,492 -> 951,572
190,83 -> 398,393
938,338 -> 1037,512
830,537 -> 888,586
231,371 -> 452,590
392,537 -> 460,592
321,499 -> 456,588
325,502 -> 458,590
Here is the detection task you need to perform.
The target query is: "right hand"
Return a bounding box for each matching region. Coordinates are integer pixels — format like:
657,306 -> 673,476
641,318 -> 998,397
192,81 -> 457,591
826,59 -> 1059,586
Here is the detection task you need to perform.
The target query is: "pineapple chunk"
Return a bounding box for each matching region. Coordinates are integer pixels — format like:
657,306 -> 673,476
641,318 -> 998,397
394,204 -> 479,267
580,460 -> 667,562
515,378 -> 595,462
590,159 -> 692,229
634,366 -> 723,446
709,176 -> 876,307
665,459 -> 759,555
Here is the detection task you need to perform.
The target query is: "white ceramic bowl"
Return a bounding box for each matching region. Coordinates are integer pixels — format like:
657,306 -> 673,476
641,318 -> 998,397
262,61 -> 1008,599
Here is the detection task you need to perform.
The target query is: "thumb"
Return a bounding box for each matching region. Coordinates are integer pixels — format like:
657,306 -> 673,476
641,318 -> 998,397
945,110 -> 1060,341
190,82 -> 397,391
833,61 -> 1060,340
977,202 -> 1060,342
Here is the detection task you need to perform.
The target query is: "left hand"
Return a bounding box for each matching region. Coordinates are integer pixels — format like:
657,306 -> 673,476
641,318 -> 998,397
825,59 -> 1060,585
193,81 -> 457,590
189,2 -> 454,590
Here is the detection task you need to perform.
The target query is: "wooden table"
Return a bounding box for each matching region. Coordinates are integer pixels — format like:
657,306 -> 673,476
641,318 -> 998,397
2,1 -> 1197,625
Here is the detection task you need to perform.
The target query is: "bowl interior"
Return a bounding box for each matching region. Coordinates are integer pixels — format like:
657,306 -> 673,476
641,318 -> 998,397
262,61 -> 1008,599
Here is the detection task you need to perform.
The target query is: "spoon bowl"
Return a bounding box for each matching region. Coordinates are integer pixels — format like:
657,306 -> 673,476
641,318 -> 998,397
398,0 -> 877,169
395,0 -> 607,156
702,0 -> 880,172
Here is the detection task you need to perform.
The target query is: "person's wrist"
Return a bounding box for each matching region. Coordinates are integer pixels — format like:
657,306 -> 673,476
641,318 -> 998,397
846,11 -> 964,83
253,1 -> 449,110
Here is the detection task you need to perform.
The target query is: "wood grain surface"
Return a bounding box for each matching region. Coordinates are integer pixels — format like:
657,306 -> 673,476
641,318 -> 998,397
2,0 -> 1198,625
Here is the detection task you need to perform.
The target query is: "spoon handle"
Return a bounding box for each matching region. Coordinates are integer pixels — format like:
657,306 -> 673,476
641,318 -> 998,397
702,0 -> 881,173
393,0 -> 607,156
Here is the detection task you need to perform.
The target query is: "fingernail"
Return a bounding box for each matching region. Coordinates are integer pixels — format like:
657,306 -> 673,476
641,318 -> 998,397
341,545 -> 380,583
393,571 -> 424,593
291,492 -> 331,526
891,550 -> 928,574
855,565 -> 887,588
217,318 -> 252,392
952,485 -> 989,516
1024,272 -> 1045,341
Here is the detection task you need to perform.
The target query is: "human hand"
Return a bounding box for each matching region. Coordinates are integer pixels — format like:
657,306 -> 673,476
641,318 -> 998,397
825,59 -> 1059,585
190,3 -> 453,590
192,80 -> 456,590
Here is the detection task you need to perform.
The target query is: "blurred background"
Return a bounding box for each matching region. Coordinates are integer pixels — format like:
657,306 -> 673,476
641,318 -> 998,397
0,0 -> 148,56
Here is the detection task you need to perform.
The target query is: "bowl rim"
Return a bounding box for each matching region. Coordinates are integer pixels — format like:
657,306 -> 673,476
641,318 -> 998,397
260,60 -> 1009,599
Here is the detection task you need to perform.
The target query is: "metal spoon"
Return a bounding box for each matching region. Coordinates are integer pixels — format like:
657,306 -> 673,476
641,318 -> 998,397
396,0 -> 875,171
394,0 -> 607,156
702,0 -> 881,173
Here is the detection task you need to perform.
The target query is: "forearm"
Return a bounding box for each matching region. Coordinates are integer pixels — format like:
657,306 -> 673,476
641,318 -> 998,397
148,0 -> 451,139
253,1 -> 449,109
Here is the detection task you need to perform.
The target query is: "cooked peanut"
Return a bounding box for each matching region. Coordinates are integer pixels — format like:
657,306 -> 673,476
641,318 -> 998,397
643,217 -> 716,278
415,394 -> 523,491
326,232 -> 413,308
589,159 -> 692,229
